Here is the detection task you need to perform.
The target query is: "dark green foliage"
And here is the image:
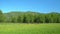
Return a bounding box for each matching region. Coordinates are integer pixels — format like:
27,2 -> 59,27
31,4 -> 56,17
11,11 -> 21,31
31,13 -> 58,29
11,17 -> 16,23
0,10 -> 60,23
0,10 -> 5,22
23,15 -> 27,23
17,16 -> 22,23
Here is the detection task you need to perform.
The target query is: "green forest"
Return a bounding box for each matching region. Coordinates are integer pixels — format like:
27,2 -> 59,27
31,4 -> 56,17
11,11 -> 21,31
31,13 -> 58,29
0,10 -> 60,23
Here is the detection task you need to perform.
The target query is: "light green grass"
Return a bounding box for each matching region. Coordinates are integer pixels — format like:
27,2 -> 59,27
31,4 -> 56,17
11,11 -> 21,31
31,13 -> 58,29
0,23 -> 60,34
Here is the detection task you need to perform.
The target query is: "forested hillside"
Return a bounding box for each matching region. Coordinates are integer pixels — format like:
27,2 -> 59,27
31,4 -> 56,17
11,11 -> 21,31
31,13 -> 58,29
0,10 -> 60,23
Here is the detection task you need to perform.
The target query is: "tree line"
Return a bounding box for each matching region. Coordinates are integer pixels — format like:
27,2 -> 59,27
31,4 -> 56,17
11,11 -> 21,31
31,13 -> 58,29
0,10 -> 60,23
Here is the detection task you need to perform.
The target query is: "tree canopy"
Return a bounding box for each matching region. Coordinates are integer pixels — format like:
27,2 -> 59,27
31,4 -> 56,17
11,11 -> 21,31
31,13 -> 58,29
0,10 -> 60,23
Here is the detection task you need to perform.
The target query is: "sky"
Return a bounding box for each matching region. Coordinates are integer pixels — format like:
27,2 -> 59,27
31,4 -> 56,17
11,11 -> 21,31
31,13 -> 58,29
0,0 -> 60,13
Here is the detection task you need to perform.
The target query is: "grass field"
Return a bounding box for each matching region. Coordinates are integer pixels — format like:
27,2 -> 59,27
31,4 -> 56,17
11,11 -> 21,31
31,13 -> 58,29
0,23 -> 60,34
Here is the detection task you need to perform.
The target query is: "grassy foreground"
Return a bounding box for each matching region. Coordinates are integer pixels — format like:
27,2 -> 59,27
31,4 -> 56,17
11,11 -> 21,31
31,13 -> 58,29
0,23 -> 60,34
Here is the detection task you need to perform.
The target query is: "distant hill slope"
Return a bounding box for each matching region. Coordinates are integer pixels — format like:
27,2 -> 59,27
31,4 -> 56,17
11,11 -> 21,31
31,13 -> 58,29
4,11 -> 60,17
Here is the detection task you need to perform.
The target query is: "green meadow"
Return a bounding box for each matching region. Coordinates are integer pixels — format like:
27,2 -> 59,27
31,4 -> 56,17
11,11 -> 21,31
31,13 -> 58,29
0,23 -> 60,34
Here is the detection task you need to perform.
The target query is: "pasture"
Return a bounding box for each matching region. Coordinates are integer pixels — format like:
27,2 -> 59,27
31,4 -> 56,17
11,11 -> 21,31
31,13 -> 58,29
0,23 -> 60,34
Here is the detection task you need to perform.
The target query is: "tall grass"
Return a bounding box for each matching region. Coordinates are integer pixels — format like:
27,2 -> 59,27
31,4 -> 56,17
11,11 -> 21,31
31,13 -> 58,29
0,23 -> 60,34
